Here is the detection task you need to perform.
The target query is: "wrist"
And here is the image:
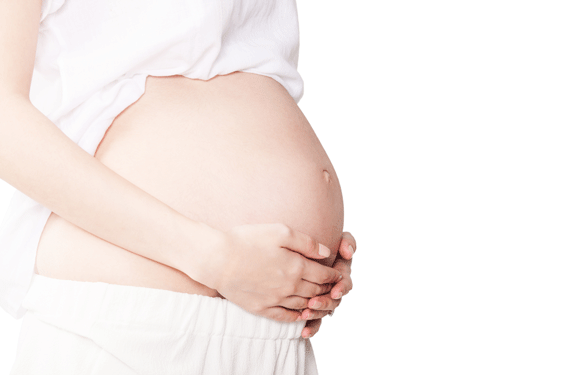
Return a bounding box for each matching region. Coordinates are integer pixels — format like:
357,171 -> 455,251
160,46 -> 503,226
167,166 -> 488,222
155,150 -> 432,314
168,215 -> 228,288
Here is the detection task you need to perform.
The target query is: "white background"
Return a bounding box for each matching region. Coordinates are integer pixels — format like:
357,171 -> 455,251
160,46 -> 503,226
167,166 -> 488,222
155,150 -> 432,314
1,0 -> 562,374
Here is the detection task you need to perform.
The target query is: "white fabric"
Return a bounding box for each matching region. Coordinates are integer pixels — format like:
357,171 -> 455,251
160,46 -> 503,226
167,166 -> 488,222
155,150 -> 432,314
0,0 -> 304,319
10,274 -> 318,374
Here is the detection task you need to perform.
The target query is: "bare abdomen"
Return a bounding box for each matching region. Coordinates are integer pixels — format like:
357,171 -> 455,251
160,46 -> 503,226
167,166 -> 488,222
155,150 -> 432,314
35,72 -> 344,297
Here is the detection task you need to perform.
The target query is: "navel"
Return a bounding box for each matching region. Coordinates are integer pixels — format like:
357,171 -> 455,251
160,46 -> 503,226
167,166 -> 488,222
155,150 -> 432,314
323,169 -> 331,183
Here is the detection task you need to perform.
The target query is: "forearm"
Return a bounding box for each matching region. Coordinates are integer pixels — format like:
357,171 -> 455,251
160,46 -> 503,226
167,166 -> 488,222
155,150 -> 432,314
0,95 -> 220,282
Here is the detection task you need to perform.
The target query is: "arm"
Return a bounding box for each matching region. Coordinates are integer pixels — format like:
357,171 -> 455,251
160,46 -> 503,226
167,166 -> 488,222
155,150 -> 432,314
0,0 -> 341,321
0,0 -> 216,284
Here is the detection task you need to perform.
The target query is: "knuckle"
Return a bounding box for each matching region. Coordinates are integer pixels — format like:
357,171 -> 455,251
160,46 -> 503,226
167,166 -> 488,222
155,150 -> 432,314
305,235 -> 316,255
276,266 -> 289,281
266,309 -> 281,321
322,273 -> 334,284
270,308 -> 292,322
269,292 -> 283,306
333,260 -> 344,270
276,223 -> 292,239
285,283 -> 298,297
292,258 -> 306,278
251,300 -> 265,313
342,233 -> 355,246
271,310 -> 283,321
298,298 -> 309,310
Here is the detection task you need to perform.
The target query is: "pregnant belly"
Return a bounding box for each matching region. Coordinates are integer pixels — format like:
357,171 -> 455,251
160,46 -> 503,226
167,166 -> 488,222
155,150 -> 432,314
35,72 -> 345,297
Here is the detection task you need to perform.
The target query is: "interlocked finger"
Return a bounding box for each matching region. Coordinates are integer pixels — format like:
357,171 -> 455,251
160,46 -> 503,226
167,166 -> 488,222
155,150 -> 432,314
263,306 -> 302,322
308,294 -> 342,312
301,319 -> 322,339
300,308 -> 332,321
279,295 -> 309,311
329,258 -> 353,299
338,231 -> 357,260
301,258 -> 342,285
294,280 -> 332,298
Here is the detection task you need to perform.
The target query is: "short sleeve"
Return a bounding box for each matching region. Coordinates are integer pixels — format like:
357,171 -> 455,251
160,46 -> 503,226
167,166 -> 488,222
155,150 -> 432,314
40,0 -> 65,23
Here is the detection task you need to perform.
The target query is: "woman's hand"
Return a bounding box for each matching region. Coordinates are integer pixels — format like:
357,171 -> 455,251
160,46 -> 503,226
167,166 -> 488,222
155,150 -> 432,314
299,231 -> 356,338
202,223 -> 343,322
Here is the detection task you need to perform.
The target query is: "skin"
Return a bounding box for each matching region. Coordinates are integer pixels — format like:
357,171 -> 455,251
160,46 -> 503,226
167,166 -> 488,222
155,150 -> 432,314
301,231 -> 356,338
1,0 -> 357,343
35,72 -> 349,328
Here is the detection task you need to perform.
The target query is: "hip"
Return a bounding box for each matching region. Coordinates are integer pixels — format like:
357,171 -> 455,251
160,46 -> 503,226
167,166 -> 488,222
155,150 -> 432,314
11,273 -> 318,375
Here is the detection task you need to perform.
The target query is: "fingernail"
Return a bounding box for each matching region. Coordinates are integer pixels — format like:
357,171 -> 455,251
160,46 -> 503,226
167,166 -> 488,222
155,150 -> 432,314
334,292 -> 342,299
311,301 -> 321,309
348,245 -> 355,257
303,332 -> 311,339
319,244 -> 331,257
302,311 -> 309,320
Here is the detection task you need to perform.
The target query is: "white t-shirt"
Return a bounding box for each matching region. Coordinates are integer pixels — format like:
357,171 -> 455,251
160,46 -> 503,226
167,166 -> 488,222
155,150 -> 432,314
0,0 -> 304,319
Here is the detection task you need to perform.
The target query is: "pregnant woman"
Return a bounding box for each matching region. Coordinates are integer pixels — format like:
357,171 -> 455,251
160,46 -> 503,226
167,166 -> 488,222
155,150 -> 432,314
0,0 -> 356,374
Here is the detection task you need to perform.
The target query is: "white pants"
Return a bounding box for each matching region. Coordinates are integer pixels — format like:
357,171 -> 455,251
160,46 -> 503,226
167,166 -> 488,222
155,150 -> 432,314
10,274 -> 318,375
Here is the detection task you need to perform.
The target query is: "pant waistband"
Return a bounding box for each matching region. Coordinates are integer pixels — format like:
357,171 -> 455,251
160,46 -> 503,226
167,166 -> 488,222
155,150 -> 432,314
22,273 -> 306,340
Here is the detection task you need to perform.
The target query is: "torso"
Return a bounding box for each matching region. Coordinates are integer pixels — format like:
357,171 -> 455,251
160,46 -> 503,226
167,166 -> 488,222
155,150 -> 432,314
34,72 -> 344,297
